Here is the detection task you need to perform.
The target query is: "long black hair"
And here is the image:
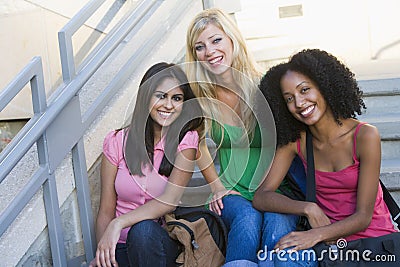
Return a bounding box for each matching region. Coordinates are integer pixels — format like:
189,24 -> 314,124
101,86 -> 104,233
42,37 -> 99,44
260,49 -> 366,147
124,62 -> 204,177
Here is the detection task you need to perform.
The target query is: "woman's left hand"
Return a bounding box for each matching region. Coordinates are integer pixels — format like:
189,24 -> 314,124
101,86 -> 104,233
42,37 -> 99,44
94,219 -> 122,267
274,229 -> 320,252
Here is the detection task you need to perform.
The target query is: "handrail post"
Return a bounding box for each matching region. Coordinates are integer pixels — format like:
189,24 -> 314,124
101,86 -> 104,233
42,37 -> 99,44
72,139 -> 96,261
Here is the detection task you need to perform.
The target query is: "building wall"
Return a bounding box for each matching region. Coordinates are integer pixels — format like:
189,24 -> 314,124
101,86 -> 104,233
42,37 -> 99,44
235,0 -> 400,80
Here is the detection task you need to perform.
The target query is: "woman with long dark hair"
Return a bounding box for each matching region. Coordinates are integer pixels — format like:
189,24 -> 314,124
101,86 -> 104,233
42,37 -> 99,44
89,62 -> 203,267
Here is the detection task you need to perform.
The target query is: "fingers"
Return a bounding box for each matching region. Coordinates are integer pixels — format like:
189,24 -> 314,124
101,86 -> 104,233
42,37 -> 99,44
217,197 -> 224,210
104,248 -> 112,267
274,232 -> 311,252
209,191 -> 226,215
209,198 -> 222,215
96,246 -> 117,267
98,248 -> 107,267
210,202 -> 220,215
274,232 -> 301,250
110,249 -> 118,267
95,250 -> 101,267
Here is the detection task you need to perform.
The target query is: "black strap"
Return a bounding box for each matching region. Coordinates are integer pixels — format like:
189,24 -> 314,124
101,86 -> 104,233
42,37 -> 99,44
305,129 -> 316,203
380,180 -> 400,225
305,129 -> 400,226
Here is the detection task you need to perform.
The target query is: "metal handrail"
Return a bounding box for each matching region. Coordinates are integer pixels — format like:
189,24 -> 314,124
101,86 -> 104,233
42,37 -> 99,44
0,0 -> 172,266
0,0 -> 162,181
0,57 -> 46,182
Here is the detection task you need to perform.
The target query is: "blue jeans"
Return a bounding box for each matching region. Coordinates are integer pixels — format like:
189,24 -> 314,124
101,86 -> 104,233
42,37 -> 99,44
221,195 -> 317,267
115,219 -> 181,267
259,212 -> 317,267
221,195 -> 263,263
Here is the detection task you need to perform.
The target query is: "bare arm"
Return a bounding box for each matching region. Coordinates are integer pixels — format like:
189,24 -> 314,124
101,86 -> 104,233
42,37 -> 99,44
196,138 -> 224,191
95,155 -> 117,243
197,138 -> 240,214
253,142 -> 319,216
275,125 -> 382,251
89,155 -> 118,267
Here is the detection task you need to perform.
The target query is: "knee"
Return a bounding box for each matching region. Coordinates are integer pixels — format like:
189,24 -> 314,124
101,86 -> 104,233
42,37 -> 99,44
126,220 -> 156,246
222,196 -> 262,225
263,212 -> 297,232
223,209 -> 262,235
225,209 -> 262,241
262,213 -> 298,245
221,195 -> 241,208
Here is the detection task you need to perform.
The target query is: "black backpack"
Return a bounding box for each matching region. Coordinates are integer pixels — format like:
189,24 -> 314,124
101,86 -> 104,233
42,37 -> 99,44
169,206 -> 228,256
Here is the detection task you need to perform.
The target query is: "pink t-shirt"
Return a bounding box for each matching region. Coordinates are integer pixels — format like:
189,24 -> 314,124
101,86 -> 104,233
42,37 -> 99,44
103,129 -> 199,243
298,123 -> 396,241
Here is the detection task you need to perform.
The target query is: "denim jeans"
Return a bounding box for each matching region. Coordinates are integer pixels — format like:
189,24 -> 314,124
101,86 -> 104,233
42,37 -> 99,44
221,195 -> 317,267
115,219 -> 181,267
221,195 -> 263,263
259,212 -> 317,267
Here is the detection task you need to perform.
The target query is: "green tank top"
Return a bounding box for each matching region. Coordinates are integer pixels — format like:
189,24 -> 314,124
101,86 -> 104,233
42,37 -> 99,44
211,122 -> 274,201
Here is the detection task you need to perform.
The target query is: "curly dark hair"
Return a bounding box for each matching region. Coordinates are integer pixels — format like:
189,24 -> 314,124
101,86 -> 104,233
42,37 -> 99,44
259,49 -> 366,147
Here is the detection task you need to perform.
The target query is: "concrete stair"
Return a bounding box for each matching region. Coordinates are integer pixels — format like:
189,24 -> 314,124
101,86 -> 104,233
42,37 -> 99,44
358,78 -> 400,202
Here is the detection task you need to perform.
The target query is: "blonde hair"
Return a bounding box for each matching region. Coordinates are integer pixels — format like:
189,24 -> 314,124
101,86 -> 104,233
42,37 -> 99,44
185,8 -> 262,139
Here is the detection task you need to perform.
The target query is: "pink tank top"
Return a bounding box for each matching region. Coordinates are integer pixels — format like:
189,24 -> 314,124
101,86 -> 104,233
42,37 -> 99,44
297,123 -> 396,241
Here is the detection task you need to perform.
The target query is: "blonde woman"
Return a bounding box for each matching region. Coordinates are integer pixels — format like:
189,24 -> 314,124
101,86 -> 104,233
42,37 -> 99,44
185,8 -> 313,267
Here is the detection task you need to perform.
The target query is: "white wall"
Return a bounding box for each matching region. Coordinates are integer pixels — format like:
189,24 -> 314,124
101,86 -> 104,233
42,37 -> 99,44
0,0 -> 138,120
235,0 -> 400,80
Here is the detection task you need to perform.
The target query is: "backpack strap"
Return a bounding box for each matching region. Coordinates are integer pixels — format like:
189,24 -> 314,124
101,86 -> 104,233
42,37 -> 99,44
305,128 -> 316,203
380,180 -> 400,225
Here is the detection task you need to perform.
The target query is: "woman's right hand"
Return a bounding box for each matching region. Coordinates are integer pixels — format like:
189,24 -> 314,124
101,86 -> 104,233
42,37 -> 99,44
209,189 -> 241,215
91,219 -> 122,267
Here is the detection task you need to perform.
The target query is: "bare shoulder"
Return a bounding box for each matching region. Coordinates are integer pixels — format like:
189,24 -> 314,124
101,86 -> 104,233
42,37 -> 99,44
357,123 -> 380,143
355,123 -> 381,159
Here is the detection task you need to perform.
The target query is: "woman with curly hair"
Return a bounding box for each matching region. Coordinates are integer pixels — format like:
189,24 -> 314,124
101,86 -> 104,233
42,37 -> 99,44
254,49 -> 396,255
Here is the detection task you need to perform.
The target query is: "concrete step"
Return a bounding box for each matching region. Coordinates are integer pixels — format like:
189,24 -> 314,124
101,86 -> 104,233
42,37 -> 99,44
381,159 -> 400,192
381,141 -> 400,161
382,159 -> 400,176
358,78 -> 400,96
361,95 -> 400,116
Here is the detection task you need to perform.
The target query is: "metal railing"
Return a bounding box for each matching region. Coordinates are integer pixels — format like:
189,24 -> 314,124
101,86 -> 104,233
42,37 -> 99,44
0,0 -> 185,265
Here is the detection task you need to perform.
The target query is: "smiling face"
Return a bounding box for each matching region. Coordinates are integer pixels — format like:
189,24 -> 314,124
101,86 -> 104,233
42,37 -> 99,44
194,23 -> 234,77
149,78 -> 184,133
280,70 -> 330,126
